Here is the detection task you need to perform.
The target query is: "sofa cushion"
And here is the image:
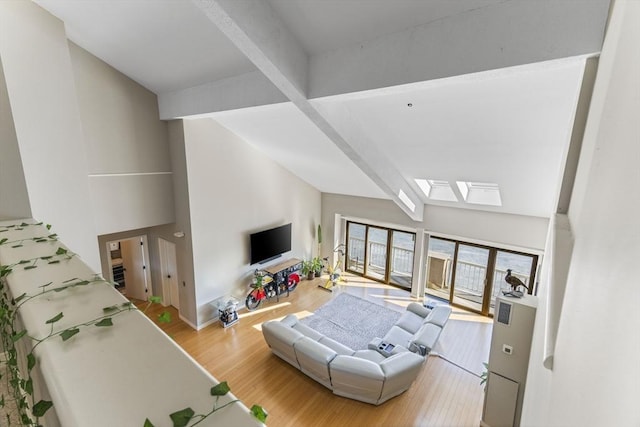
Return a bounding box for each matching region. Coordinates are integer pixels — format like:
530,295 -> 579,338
330,355 -> 385,405
406,302 -> 431,319
294,337 -> 337,389
292,322 -> 325,341
409,323 -> 442,355
383,325 -> 413,348
425,305 -> 452,328
394,310 -> 425,334
262,320 -> 304,368
318,336 -> 355,356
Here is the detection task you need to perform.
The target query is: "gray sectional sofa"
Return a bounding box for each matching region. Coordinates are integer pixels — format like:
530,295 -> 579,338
261,301 -> 452,405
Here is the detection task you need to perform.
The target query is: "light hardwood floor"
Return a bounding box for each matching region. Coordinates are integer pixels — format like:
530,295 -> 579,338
143,274 -> 492,427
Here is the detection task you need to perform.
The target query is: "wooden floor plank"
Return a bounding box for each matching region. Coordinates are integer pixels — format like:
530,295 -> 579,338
142,274 -> 490,426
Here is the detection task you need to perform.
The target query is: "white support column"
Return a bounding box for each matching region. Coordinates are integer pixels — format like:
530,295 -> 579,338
411,229 -> 427,300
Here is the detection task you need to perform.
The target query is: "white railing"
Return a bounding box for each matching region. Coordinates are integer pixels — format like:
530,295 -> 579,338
451,260 -> 530,300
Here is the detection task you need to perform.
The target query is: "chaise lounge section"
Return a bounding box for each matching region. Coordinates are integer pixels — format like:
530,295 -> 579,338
261,301 -> 451,405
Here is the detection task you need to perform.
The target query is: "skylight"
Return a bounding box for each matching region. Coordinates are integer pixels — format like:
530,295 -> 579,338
456,181 -> 502,206
415,179 -> 458,202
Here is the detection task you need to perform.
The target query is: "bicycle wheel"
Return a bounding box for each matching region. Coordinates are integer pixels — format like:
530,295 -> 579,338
287,273 -> 300,292
245,290 -> 262,311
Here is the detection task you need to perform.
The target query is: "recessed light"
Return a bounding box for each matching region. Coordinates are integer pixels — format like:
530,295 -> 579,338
407,103 -> 413,107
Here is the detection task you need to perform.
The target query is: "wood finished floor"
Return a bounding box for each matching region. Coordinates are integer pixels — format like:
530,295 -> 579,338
143,274 -> 491,427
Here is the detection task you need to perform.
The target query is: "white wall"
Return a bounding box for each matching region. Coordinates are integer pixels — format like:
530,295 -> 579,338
521,1 -> 640,425
0,57 -> 31,220
69,42 -> 175,235
0,1 -> 99,270
183,118 -> 321,326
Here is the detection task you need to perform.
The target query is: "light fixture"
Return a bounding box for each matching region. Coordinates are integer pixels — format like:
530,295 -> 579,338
173,231 -> 185,238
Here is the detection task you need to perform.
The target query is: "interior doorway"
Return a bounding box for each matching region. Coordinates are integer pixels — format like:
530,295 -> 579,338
159,238 -> 179,310
106,235 -> 152,301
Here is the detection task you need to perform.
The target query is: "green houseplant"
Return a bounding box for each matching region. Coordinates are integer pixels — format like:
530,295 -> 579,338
311,257 -> 323,277
301,260 -> 315,280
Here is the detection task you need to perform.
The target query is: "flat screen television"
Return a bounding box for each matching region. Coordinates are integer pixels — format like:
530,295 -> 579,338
250,223 -> 291,265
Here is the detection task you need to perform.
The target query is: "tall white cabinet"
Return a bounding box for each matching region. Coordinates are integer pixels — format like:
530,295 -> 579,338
482,294 -> 537,427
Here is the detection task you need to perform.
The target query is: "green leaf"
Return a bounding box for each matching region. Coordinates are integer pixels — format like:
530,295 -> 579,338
20,222 -> 29,227
0,238 -> 7,245
95,318 -> 113,327
11,244 -> 23,248
0,267 -> 12,278
40,256 -> 53,260
211,381 -> 230,396
121,302 -> 133,308
46,224 -> 51,230
11,330 -> 27,342
48,260 -> 61,264
169,407 -> 194,427
72,280 -> 89,287
60,328 -> 79,341
55,247 -> 68,255
143,419 -> 155,427
48,234 -> 58,239
251,404 -> 268,423
35,239 -> 47,243
39,282 -> 53,289
149,295 -> 162,304
27,353 -> 36,371
45,312 -> 64,324
24,265 -> 38,270
32,400 -> 53,417
24,378 -> 33,395
103,305 -> 118,313
13,293 -> 27,303
18,260 -> 30,264
158,311 -> 172,324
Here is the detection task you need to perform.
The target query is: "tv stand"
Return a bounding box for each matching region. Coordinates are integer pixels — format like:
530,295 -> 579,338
263,258 -> 302,295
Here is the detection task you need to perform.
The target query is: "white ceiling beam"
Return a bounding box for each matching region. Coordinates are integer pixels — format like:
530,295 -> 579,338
192,0 -> 424,221
158,70 -> 287,120
309,0 -> 610,99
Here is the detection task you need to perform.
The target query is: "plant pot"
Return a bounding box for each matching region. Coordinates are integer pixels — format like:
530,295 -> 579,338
307,272 -> 314,280
314,271 -> 321,277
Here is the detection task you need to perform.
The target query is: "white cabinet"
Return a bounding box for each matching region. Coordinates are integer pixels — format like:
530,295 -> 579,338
482,294 -> 537,427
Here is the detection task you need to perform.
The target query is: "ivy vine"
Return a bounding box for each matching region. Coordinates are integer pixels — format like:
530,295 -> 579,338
0,221 -> 266,426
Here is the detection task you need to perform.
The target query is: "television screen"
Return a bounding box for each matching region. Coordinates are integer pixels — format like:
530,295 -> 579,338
250,223 -> 291,265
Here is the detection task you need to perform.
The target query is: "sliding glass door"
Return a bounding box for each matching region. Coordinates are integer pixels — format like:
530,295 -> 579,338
346,221 -> 415,290
426,236 -> 538,316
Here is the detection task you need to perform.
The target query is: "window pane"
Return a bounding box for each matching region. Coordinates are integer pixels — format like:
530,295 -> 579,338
490,251 -> 534,314
346,223 -> 365,273
366,227 -> 388,280
453,244 -> 490,312
390,231 -> 415,289
426,237 -> 455,300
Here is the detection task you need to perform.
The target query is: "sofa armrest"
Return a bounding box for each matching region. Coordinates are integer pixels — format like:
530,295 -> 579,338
406,302 -> 431,319
426,305 -> 452,328
379,351 -> 425,376
409,323 -> 442,355
280,314 -> 299,327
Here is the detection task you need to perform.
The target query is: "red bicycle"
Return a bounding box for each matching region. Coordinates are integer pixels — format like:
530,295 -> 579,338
245,269 -> 300,311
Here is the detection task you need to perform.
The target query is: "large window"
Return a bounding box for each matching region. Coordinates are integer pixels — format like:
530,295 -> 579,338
426,236 -> 537,315
346,221 -> 415,289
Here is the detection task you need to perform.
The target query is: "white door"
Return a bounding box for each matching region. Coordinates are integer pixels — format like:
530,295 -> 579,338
121,237 -> 151,301
159,238 -> 179,310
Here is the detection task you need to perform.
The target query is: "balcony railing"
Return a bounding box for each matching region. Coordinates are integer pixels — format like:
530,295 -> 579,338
347,237 -> 414,276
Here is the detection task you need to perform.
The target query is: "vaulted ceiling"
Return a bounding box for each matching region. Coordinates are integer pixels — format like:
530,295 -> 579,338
35,0 -> 611,221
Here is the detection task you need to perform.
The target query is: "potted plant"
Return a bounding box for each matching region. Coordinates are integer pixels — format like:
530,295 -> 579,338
311,257 -> 323,277
301,260 -> 315,280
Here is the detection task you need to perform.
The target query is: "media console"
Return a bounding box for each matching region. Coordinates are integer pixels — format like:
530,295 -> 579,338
263,258 -> 302,290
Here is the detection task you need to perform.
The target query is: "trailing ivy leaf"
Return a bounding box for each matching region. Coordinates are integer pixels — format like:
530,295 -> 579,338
11,330 -> 27,342
103,305 -> 117,313
35,239 -> 47,243
60,328 -> 79,342
48,260 -> 61,264
18,260 -> 30,264
158,311 -> 172,324
56,247 -> 68,255
143,419 -> 155,427
24,265 -> 38,270
0,267 -> 12,278
46,224 -> 51,230
149,295 -> 162,304
45,312 -> 64,324
11,244 -> 23,248
169,407 -> 194,427
0,229 -> 7,232
251,404 -> 268,423
22,413 -> 31,424
32,399 -> 53,417
121,302 -> 133,308
13,293 -> 27,303
48,234 -> 58,239
20,222 -> 29,227
39,282 -> 53,289
27,353 -> 36,371
95,318 -> 113,327
15,228 -> 23,231
40,256 -> 53,260
24,378 -> 33,395
0,238 -> 7,245
72,280 -> 89,287
63,277 -> 78,283
211,381 -> 230,396
53,285 -> 70,292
